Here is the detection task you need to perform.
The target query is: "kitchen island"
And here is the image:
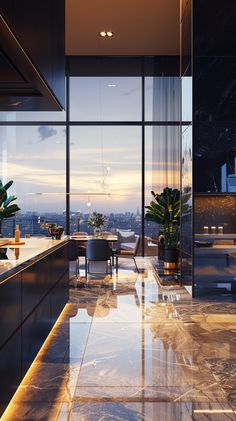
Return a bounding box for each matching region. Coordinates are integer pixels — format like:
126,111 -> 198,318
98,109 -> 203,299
0,237 -> 69,416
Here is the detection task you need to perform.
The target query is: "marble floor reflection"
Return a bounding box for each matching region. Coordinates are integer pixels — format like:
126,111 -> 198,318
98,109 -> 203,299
2,258 -> 236,420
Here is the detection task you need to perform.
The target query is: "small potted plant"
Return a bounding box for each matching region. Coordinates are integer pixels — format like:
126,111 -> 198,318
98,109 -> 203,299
87,211 -> 107,237
0,180 -> 20,237
145,187 -> 180,268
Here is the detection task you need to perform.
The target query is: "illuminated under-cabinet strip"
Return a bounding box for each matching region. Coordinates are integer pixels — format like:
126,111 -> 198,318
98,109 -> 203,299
1,303 -> 71,420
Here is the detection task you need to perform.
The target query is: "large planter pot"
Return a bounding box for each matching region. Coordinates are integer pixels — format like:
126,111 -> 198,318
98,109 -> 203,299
164,248 -> 179,269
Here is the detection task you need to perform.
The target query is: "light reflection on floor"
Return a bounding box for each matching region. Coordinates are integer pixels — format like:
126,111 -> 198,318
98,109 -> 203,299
2,258 -> 236,420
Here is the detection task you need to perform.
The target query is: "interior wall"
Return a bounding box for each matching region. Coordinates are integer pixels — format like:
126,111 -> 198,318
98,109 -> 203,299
195,196 -> 236,234
193,0 -> 236,299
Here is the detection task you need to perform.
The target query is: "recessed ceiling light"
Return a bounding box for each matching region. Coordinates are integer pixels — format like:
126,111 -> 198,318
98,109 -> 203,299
108,84 -> 116,87
99,31 -> 114,37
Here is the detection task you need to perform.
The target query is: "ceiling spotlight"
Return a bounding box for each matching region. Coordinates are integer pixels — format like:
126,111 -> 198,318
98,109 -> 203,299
99,31 -> 114,37
108,84 -> 116,88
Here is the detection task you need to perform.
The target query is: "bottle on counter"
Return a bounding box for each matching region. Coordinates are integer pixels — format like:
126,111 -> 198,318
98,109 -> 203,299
211,226 -> 216,234
15,224 -> 21,243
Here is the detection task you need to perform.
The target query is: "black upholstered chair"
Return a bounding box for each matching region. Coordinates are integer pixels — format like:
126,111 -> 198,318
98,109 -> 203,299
113,235 -> 140,273
85,239 -> 112,278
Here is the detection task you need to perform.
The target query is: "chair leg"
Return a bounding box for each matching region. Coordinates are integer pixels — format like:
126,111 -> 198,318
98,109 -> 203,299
85,257 -> 88,279
226,254 -> 229,266
133,257 -> 139,273
77,256 -> 80,274
116,256 -> 118,273
110,258 -> 112,276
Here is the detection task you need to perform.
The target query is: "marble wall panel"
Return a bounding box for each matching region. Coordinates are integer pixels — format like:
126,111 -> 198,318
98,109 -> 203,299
194,195 -> 236,233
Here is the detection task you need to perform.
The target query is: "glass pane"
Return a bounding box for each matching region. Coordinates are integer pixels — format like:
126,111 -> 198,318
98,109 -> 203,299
194,121 -> 236,193
1,194 -> 66,237
0,110 -> 66,122
70,77 -> 142,121
0,125 -> 66,236
182,76 -> 192,122
70,126 -> 141,235
145,77 -> 180,121
181,125 -> 192,287
145,126 -> 180,250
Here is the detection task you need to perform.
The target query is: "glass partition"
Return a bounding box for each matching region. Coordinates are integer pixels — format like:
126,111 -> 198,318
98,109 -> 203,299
145,125 -> 180,255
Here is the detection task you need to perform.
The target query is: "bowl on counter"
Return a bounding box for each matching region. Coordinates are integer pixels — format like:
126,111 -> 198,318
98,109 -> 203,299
194,241 -> 213,248
47,225 -> 64,240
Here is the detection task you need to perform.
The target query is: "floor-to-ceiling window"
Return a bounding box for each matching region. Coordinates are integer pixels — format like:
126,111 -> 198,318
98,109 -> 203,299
0,109 -> 66,236
0,57 -> 181,255
69,75 -> 142,236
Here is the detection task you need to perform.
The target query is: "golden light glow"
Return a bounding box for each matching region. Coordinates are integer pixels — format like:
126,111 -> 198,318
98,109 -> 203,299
1,304 -> 71,421
99,31 -> 106,37
194,410 -> 236,414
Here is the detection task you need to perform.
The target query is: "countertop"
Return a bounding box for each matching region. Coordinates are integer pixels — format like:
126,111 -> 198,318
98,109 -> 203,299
195,234 -> 236,240
195,244 -> 236,255
0,236 -> 68,282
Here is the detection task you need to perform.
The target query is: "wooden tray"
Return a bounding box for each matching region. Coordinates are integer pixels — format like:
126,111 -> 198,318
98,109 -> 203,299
0,239 -> 10,247
8,241 -> 25,245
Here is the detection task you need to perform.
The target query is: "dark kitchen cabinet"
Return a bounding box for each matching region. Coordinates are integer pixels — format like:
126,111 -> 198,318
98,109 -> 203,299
0,273 -> 21,348
0,242 -> 69,416
0,0 -> 65,111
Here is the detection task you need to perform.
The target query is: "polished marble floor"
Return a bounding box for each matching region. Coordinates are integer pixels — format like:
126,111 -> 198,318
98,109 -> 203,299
2,258 -> 236,420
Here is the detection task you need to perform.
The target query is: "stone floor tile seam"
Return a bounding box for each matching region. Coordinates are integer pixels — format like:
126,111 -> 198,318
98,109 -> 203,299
72,309 -> 97,398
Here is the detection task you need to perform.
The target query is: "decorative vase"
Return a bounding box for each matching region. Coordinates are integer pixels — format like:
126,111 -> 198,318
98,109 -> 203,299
94,227 -> 101,237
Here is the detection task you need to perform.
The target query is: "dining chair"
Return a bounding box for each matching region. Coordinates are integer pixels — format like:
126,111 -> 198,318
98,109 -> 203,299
85,239 -> 112,279
72,232 -> 88,270
113,235 -> 140,273
68,239 -> 79,276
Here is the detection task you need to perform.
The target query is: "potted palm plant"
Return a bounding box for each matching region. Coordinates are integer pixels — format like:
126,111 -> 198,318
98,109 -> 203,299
0,180 -> 20,236
145,187 -> 180,268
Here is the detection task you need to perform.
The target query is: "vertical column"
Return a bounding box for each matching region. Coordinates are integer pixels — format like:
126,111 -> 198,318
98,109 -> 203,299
180,0 -> 193,292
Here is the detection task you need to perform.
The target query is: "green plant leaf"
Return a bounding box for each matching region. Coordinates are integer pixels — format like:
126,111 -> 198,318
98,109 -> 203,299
0,188 -> 7,206
3,180 -> 13,191
3,195 -> 17,208
145,187 -> 180,249
0,204 -> 20,220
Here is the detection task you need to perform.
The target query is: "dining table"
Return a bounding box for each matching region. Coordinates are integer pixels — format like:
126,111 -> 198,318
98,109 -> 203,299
70,233 -> 118,242
70,233 -> 118,274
